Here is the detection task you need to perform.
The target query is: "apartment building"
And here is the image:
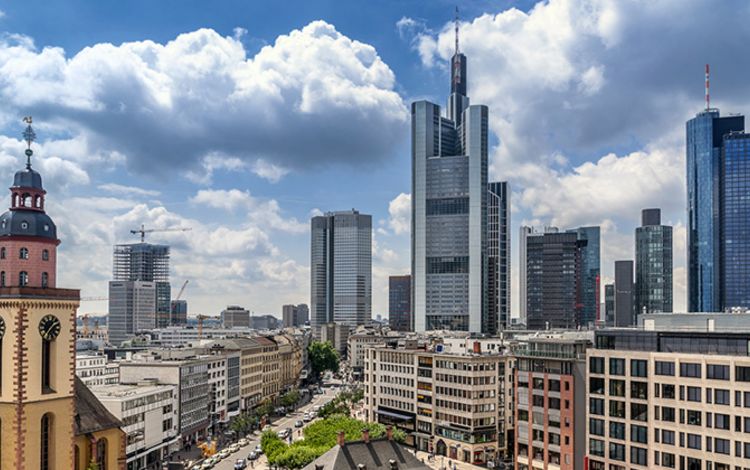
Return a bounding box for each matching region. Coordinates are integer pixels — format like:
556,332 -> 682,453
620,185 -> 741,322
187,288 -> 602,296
214,337 -> 269,410
273,334 -> 302,392
150,326 -> 257,346
364,340 -> 514,466
92,382 -> 179,468
76,351 -> 119,386
514,334 -> 591,470
348,327 -> 404,379
586,329 -> 750,470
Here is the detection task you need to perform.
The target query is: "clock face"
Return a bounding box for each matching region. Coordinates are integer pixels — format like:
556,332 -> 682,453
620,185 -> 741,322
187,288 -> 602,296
0,317 -> 5,339
38,315 -> 61,341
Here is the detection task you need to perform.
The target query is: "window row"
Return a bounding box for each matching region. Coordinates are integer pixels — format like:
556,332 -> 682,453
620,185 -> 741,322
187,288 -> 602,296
0,271 -> 49,287
0,247 -> 50,261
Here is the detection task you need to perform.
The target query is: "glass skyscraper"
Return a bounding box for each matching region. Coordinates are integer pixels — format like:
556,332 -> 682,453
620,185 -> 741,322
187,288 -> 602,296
487,181 -> 510,333
721,132 -> 750,309
568,226 -> 600,326
310,210 -> 372,333
411,29 -> 488,333
111,243 -> 171,328
388,275 -> 411,332
686,109 -> 744,312
635,208 -> 673,314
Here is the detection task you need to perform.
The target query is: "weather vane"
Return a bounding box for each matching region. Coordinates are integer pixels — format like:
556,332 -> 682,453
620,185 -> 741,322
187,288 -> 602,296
22,116 -> 35,169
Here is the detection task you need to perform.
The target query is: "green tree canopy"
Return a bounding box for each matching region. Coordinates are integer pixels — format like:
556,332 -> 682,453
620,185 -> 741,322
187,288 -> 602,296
308,341 -> 340,379
280,389 -> 301,409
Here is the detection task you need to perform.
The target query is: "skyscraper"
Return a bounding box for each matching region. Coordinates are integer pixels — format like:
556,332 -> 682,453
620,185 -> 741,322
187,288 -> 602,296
310,210 -> 372,333
108,280 -> 156,345
487,181 -> 510,333
614,260 -> 634,326
522,227 -> 584,329
411,19 -> 488,333
721,132 -> 750,309
635,208 -> 673,314
604,283 -> 615,325
568,226 -> 600,326
686,108 -> 744,311
282,304 -> 309,327
388,275 -> 411,331
111,243 -> 171,327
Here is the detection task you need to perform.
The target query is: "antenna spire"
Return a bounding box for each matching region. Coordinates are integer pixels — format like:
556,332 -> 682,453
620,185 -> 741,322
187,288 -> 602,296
705,64 -> 710,111
454,6 -> 460,55
21,116 -> 35,169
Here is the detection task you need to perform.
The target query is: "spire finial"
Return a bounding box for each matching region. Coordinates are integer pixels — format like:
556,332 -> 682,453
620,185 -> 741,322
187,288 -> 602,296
454,6 -> 460,55
22,116 -> 35,169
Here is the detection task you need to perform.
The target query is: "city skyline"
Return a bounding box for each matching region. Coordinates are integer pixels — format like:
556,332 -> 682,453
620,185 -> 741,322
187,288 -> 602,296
3,1 -> 750,317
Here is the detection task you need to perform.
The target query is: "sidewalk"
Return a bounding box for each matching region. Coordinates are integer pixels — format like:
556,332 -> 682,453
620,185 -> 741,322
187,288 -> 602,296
412,450 -> 488,470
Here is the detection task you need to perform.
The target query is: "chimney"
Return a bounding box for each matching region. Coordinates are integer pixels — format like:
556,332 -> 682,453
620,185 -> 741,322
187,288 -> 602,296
386,425 -> 393,441
389,459 -> 397,469
337,431 -> 345,447
362,428 -> 370,443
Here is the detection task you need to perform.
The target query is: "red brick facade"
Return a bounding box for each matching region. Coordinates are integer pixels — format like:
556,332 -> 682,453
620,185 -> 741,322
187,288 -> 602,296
0,238 -> 57,288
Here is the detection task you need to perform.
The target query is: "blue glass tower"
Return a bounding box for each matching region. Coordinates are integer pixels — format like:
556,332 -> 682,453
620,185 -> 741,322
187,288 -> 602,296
569,226 -> 601,326
686,109 -> 743,312
721,132 -> 750,309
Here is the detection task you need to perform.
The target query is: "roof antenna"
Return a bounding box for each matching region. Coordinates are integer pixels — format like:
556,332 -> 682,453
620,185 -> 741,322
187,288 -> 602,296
454,6 -> 460,55
705,64 -> 710,111
22,116 -> 35,169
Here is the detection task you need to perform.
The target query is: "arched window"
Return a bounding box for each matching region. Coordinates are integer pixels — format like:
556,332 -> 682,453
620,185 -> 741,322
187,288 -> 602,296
18,271 -> 28,287
34,195 -> 41,208
1,271 -> 5,287
42,249 -> 49,261
41,272 -> 48,288
40,413 -> 53,470
96,438 -> 107,470
21,194 -> 31,207
0,247 -> 5,259
19,248 -> 28,260
74,445 -> 80,470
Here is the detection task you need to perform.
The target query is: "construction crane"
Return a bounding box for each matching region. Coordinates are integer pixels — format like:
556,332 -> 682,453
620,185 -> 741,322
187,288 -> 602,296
130,224 -> 192,243
175,280 -> 189,301
197,314 -> 209,340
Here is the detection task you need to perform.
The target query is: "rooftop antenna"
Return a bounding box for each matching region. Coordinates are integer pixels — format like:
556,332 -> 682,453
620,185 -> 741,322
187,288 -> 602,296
22,116 -> 35,169
705,64 -> 710,111
454,6 -> 460,55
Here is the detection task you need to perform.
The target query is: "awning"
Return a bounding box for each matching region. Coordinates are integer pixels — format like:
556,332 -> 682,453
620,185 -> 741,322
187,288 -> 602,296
376,409 -> 413,421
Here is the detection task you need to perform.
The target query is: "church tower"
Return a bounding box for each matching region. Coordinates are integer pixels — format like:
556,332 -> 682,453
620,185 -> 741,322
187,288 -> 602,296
0,118 -> 80,469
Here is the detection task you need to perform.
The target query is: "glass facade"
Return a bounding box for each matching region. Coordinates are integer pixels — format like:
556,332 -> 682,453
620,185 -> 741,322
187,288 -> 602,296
635,209 -> 673,313
389,275 -> 412,331
568,226 -> 600,326
721,133 -> 750,309
487,181 -> 510,333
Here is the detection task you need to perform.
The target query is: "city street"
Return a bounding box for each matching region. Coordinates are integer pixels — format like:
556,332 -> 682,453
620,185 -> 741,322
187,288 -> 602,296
211,385 -> 338,470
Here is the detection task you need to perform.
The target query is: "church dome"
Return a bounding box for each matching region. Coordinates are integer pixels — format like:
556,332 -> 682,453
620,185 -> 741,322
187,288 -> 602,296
13,166 -> 43,190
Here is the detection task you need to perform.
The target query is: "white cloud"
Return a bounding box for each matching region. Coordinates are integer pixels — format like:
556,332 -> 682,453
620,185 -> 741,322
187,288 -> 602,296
98,183 -> 160,197
251,159 -> 289,182
0,10 -> 6,19
387,192 -> 411,235
191,188 -> 306,233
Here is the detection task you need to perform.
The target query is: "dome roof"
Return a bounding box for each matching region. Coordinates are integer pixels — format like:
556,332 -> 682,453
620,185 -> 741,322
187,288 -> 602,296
0,210 -> 57,240
13,167 -> 43,190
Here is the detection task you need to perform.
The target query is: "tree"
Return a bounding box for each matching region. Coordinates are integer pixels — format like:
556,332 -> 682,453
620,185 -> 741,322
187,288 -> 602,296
308,341 -> 340,380
280,390 -> 301,409
255,399 -> 274,419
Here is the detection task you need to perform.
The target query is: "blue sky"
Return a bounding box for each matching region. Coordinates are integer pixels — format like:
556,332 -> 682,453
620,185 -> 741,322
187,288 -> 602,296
2,0 -> 750,317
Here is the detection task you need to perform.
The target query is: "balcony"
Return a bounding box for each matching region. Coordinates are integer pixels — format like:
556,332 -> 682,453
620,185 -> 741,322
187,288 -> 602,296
513,348 -> 584,360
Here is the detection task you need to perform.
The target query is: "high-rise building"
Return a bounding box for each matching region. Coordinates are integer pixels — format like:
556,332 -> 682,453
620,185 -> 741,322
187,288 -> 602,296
411,23 -> 488,333
604,283 -> 615,326
613,260 -> 634,326
310,210 -> 372,332
568,226 -> 600,326
221,305 -> 251,328
111,242 -> 171,328
170,299 -> 188,325
282,303 -> 309,328
721,132 -> 750,310
388,275 -> 412,331
488,181 -> 510,333
635,208 -> 673,314
108,280 -> 157,345
521,227 -> 586,329
687,108 -> 744,312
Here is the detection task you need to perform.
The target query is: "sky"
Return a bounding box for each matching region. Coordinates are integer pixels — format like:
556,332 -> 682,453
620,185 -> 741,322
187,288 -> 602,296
1,0 -> 750,319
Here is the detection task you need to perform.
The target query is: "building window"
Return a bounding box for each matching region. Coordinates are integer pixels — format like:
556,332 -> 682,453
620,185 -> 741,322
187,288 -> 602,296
74,445 -> 80,470
687,386 -> 701,402
41,272 -> 48,288
589,356 -> 604,374
609,400 -> 625,418
18,271 -> 28,287
589,418 -> 604,436
42,249 -> 49,261
0,247 -> 5,259
680,362 -> 701,378
589,438 -> 604,457
609,379 -> 625,397
609,358 -> 625,376
630,424 -> 648,443
41,413 -> 53,470
589,398 -> 604,416
631,381 -> 647,400
589,377 -> 604,395
715,388 -> 730,405
655,361 -> 675,376
630,359 -> 647,377
630,446 -> 647,466
609,442 -> 625,461
736,366 -> 750,382
686,433 -> 701,450
96,438 -> 107,470
630,402 -> 648,421
42,339 -> 53,393
19,248 -> 28,260
0,272 -> 4,287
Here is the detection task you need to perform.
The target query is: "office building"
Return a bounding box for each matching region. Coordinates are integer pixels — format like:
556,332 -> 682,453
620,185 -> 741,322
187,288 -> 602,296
389,275 -> 412,331
687,108 -> 744,312
614,260 -> 635,326
248,314 -> 280,330
171,299 -> 188,325
108,280 -> 157,345
514,335 -> 591,470
221,305 -> 251,328
488,181 -> 511,333
311,209 -> 372,331
364,340 -> 514,465
320,322 -> 350,356
76,351 -> 119,386
411,24 -> 488,333
721,132 -> 750,310
635,208 -> 673,314
604,284 -> 615,326
282,303 -> 309,328
112,242 -> 172,327
568,226 -> 600,326
587,328 -> 750,470
521,227 -> 585,329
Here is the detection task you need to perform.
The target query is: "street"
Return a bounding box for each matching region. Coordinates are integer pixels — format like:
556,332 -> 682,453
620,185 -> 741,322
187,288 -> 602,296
211,386 -> 338,470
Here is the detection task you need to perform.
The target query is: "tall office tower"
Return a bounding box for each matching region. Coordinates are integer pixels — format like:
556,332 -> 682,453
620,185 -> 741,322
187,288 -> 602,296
108,280 -> 156,345
111,242 -> 171,327
282,303 -> 309,328
411,21 -> 488,333
487,181 -> 510,333
687,108 -> 744,312
635,208 -> 673,314
388,275 -> 412,331
721,132 -> 750,310
518,226 -> 532,325
170,299 -> 188,325
522,226 -> 585,330
221,305 -> 251,328
310,210 -> 372,333
613,260 -> 634,326
567,226 -> 600,326
604,284 -> 615,325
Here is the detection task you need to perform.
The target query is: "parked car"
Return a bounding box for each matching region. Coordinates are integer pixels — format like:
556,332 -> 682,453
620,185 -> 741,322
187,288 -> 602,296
247,451 -> 258,461
303,413 -> 311,422
229,443 -> 241,453
234,459 -> 247,469
255,445 -> 263,455
238,438 -> 249,447
294,420 -> 304,428
277,429 -> 289,439
218,449 -> 231,459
